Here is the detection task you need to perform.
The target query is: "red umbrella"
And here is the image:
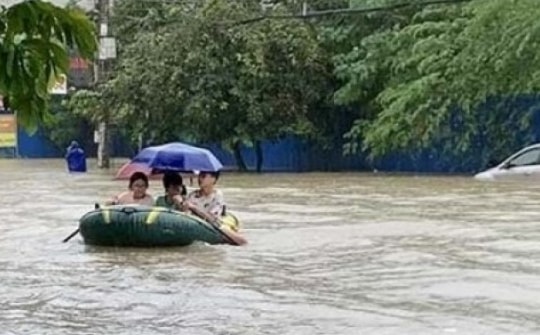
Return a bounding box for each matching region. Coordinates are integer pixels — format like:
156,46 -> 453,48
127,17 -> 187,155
114,161 -> 197,185
114,162 -> 162,180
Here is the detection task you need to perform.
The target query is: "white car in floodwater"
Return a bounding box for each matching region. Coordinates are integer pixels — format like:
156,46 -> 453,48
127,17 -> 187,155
474,143 -> 540,181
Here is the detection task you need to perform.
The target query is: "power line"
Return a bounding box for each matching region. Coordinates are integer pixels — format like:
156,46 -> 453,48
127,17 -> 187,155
102,0 -> 472,27
228,0 -> 472,26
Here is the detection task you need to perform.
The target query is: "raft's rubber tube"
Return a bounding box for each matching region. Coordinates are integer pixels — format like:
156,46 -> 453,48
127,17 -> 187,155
78,205 -> 239,247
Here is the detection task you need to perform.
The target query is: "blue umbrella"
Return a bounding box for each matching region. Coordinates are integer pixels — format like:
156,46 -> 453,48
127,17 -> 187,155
131,142 -> 223,173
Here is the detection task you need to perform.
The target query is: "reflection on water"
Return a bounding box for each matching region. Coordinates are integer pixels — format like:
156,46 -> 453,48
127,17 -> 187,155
2,159 -> 540,334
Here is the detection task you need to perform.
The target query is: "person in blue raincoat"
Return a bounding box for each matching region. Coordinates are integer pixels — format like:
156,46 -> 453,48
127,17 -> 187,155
65,140 -> 87,173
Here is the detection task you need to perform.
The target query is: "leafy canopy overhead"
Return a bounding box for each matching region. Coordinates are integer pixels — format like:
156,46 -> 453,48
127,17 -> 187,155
336,0 -> 540,162
101,0 -> 327,151
0,0 -> 97,132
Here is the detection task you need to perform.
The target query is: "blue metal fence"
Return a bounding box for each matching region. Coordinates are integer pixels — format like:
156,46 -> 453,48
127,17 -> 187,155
17,127 -> 62,158
11,95 -> 540,173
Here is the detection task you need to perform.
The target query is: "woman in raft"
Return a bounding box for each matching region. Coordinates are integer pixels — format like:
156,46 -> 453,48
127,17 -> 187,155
106,171 -> 247,245
105,172 -> 154,206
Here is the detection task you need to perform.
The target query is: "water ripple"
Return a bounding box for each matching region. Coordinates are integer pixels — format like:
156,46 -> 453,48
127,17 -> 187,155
3,161 -> 540,334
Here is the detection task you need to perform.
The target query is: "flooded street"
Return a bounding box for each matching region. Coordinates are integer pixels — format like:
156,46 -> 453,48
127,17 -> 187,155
3,159 -> 540,334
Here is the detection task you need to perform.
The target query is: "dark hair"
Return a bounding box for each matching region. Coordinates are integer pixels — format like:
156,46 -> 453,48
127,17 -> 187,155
163,172 -> 187,195
200,171 -> 220,181
129,172 -> 149,188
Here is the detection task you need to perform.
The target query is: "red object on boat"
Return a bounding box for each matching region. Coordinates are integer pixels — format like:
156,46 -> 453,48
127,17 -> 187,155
114,162 -> 162,180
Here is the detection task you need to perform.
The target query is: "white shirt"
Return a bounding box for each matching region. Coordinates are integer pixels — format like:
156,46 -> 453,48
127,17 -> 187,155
186,189 -> 225,217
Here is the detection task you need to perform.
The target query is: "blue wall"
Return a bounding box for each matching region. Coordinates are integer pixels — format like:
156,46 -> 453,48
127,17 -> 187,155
207,137 -> 303,172
10,95 -> 540,174
14,125 -> 134,159
206,96 -> 540,174
205,136 -> 370,172
17,127 -> 62,158
368,95 -> 540,174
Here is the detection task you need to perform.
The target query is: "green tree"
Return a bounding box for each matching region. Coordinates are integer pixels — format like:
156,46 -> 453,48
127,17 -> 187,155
180,0 -> 327,171
42,94 -> 94,151
0,0 -> 96,132
104,0 -> 327,172
337,0 -> 540,167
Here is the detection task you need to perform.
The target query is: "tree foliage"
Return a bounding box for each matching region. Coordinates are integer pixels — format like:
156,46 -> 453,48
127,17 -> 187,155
48,0 -> 540,171
41,94 -> 93,150
102,0 -> 328,170
0,0 -> 96,132
336,0 -> 540,166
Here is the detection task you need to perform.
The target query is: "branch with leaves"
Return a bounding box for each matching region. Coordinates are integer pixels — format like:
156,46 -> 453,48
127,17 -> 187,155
0,0 -> 96,132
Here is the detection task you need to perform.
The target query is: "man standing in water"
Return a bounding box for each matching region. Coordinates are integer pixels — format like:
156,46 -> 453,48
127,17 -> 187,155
65,140 -> 87,173
182,171 -> 247,246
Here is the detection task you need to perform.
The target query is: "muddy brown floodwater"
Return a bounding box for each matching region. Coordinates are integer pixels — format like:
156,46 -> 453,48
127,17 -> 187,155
2,159 -> 540,334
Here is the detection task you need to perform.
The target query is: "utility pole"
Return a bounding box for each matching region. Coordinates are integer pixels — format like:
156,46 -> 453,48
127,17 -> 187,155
95,0 -> 115,169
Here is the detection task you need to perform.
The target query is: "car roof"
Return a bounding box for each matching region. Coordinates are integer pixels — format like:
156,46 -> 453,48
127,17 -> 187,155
498,143 -> 540,166
520,143 -> 540,150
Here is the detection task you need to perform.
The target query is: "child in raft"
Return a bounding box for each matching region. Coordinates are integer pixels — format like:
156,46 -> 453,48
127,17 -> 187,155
105,172 -> 154,206
154,172 -> 187,210
182,171 -> 247,246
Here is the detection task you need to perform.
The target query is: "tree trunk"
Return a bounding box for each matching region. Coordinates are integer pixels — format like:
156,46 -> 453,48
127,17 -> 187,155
233,140 -> 248,172
255,140 -> 263,173
97,121 -> 110,168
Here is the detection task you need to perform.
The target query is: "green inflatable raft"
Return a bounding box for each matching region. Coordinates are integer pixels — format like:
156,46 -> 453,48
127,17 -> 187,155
78,205 -> 239,247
